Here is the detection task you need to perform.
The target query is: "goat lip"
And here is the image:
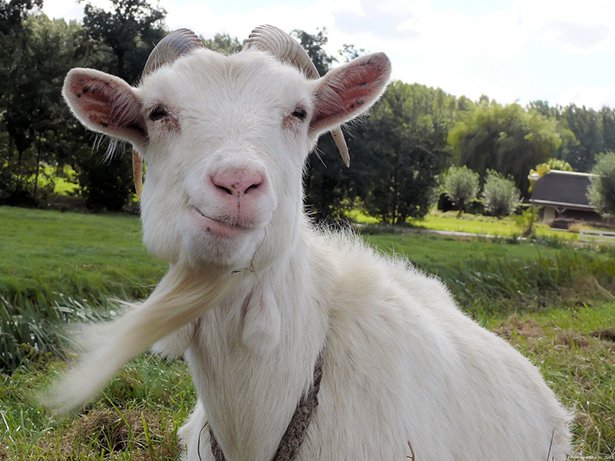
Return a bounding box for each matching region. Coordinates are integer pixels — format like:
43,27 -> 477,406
190,207 -> 246,237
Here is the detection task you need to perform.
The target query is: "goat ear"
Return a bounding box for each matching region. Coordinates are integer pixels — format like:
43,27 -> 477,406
310,52 -> 391,135
63,68 -> 147,147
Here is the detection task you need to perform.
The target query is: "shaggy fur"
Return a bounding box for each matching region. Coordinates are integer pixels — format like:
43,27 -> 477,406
54,31 -> 572,460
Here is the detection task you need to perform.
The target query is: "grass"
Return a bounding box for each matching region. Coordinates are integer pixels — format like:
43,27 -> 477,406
1,355 -> 193,460
1,206 -> 614,458
349,208 -> 600,241
0,206 -> 166,304
489,303 -> 615,458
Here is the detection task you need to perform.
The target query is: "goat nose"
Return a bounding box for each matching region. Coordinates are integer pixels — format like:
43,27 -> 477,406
211,169 -> 264,196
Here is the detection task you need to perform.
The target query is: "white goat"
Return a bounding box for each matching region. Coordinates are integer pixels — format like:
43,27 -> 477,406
51,26 -> 572,460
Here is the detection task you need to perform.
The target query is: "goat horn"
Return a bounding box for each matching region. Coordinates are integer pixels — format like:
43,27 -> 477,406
143,28 -> 203,76
132,29 -> 204,198
245,25 -> 350,167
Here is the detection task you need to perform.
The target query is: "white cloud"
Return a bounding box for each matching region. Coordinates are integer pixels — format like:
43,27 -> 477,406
41,0 -> 615,108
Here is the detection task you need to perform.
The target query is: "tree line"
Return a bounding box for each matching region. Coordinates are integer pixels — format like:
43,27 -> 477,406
2,0 -> 614,221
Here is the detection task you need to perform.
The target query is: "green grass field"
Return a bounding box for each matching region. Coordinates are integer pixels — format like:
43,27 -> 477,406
1,206 -> 614,459
348,208 -> 598,240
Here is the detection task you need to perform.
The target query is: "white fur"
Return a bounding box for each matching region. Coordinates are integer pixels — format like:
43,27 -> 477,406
56,39 -> 572,460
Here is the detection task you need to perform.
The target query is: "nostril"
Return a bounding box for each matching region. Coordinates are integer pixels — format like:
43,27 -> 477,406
211,170 -> 264,196
245,181 -> 262,194
218,184 -> 234,195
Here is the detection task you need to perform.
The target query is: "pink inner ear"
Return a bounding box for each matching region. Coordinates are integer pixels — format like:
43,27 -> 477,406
68,73 -> 146,142
311,53 -> 391,134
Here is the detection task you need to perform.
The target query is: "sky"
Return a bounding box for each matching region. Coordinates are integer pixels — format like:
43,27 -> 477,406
41,0 -> 615,109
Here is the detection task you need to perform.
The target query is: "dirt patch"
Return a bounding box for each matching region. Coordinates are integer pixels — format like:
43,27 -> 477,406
591,328 -> 615,342
554,332 -> 590,348
495,318 -> 545,340
38,407 -> 179,460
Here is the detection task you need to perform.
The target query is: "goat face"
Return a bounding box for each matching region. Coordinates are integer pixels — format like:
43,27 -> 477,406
63,36 -> 391,270
138,50 -> 313,268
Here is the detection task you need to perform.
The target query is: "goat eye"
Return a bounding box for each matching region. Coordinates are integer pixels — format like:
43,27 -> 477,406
149,105 -> 168,121
291,106 -> 307,121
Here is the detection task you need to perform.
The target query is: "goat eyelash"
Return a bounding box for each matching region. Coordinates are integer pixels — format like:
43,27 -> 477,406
291,106 -> 307,121
149,104 -> 169,121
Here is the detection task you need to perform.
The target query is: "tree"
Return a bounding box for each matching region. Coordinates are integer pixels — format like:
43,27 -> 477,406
82,0 -> 166,83
481,170 -> 521,218
202,33 -> 241,55
0,12 -> 89,204
587,151 -> 615,216
442,166 -> 479,217
79,0 -> 167,210
293,28 -> 351,222
449,102 -> 561,197
353,81 -> 452,224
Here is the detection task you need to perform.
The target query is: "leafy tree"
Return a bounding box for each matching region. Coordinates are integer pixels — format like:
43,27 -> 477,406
587,151 -> 615,216
356,82 -> 452,224
449,102 -> 561,197
293,28 -> 352,222
82,0 -> 166,83
79,0 -> 167,210
202,33 -> 242,55
0,0 -> 40,33
560,104 -> 603,172
481,170 -> 521,218
0,13 -> 89,204
442,166 -> 479,217
291,28 -> 334,75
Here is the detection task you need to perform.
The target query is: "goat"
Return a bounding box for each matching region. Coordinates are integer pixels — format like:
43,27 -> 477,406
49,25 -> 572,460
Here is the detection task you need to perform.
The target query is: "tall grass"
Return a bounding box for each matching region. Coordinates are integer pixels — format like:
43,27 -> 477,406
366,233 -> 615,316
1,207 -> 613,458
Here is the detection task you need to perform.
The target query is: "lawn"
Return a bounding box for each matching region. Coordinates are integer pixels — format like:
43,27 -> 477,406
1,206 -> 614,459
0,206 -> 167,303
349,208 -> 597,240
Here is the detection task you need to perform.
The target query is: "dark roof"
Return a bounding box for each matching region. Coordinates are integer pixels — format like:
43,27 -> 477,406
530,170 -> 595,210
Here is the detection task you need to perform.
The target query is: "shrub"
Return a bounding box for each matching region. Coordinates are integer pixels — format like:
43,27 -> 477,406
482,170 -> 521,217
442,166 -> 480,216
587,151 -> 615,216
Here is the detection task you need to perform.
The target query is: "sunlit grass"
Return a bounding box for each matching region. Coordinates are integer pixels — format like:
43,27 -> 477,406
1,206 -> 614,458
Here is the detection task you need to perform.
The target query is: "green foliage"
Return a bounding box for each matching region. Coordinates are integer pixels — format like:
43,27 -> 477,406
481,170 -> 521,217
449,102 -> 562,196
514,206 -> 538,238
78,152 -> 134,211
202,32 -> 242,55
367,233 -> 615,316
0,14 -> 90,205
294,28 -> 353,222
82,0 -> 165,83
528,157 -> 573,192
355,81 -> 452,224
77,0 -> 167,209
587,151 -> 615,216
291,27 -> 334,75
442,165 -> 479,215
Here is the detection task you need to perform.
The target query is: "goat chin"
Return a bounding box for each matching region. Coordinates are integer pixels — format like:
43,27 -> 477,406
41,264 -> 237,413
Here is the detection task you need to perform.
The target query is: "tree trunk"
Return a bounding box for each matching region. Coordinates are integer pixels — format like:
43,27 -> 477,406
33,130 -> 42,199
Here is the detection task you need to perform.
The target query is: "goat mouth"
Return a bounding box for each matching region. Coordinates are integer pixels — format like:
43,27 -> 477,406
190,207 -> 250,237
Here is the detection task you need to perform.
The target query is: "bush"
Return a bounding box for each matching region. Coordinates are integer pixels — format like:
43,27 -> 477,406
442,166 -> 480,216
588,151 -> 615,216
78,152 -> 134,211
482,170 -> 521,217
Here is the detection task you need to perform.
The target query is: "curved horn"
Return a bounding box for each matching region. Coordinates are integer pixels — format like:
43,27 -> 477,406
245,25 -> 350,167
143,28 -> 203,76
133,29 -> 203,197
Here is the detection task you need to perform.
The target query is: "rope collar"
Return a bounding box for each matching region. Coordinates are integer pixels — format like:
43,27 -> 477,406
209,352 -> 324,461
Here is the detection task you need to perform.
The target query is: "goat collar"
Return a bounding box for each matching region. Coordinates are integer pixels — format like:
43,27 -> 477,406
209,352 -> 325,461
